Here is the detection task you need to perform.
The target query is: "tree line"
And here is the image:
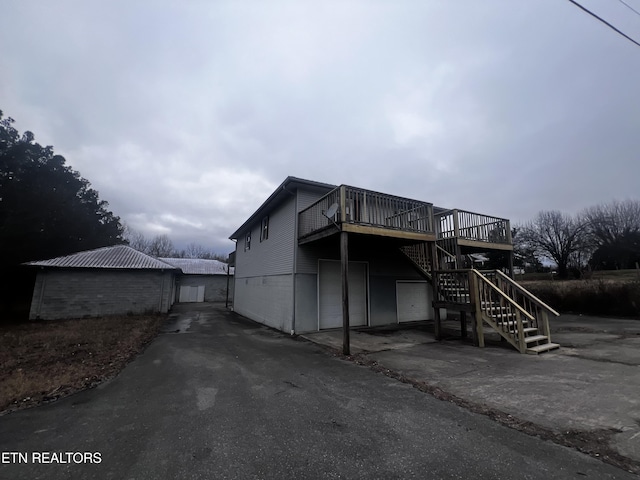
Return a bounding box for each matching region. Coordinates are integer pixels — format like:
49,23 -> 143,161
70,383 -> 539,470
124,229 -> 228,261
1,110 -> 125,269
0,110 -> 225,316
515,200 -> 640,278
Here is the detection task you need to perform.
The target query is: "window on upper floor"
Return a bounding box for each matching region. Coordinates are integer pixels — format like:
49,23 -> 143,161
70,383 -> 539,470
245,231 -> 251,251
260,216 -> 269,242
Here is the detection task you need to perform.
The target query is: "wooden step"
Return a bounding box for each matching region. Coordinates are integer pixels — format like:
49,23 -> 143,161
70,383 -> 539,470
497,319 -> 529,327
524,334 -> 548,344
522,327 -> 538,334
526,343 -> 560,355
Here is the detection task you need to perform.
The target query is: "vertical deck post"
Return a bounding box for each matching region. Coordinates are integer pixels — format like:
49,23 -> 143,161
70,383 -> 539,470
460,311 -> 467,338
507,251 -> 515,279
469,271 -> 485,348
341,230 -> 350,356
452,210 -> 463,268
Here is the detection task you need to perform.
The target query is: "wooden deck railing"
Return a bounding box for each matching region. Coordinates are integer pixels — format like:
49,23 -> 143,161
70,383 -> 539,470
470,269 -> 535,353
436,209 -> 511,244
480,269 -> 560,339
298,185 -> 434,240
298,187 -> 342,239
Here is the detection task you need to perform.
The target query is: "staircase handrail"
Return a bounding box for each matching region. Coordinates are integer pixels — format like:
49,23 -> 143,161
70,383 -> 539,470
493,270 -> 560,317
471,269 -> 536,323
435,244 -> 458,269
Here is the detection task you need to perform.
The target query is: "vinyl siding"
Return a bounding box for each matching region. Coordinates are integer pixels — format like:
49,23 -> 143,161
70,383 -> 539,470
29,270 -> 174,320
234,195 -> 296,278
233,274 -> 293,332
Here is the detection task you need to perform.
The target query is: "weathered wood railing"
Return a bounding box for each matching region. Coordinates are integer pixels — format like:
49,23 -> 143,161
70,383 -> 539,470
298,185 -> 434,240
436,209 -> 511,244
400,243 -> 432,276
470,269 -> 535,353
434,269 -> 471,304
298,187 -> 341,239
480,269 -> 560,339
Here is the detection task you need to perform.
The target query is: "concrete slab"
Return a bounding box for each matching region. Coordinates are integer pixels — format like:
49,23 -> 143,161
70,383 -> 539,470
303,314 -> 640,465
301,327 -> 437,354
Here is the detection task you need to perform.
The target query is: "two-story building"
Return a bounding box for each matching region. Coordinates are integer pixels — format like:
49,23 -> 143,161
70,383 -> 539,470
229,177 -> 559,354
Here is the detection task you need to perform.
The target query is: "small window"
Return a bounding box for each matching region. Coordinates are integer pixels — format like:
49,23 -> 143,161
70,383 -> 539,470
260,216 -> 269,242
245,232 -> 251,251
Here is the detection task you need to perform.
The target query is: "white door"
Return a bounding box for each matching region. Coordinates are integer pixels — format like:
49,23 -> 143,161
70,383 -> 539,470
396,281 -> 431,322
318,260 -> 367,329
179,285 -> 205,303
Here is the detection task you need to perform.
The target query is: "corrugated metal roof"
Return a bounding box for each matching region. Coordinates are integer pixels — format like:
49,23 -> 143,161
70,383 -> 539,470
24,245 -> 178,270
159,258 -> 232,275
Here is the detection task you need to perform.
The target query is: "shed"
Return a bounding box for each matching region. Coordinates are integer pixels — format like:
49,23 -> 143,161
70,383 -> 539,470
25,245 -> 179,320
159,258 -> 233,303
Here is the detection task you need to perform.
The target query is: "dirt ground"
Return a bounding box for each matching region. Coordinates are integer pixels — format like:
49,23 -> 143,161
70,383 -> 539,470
0,314 -> 164,414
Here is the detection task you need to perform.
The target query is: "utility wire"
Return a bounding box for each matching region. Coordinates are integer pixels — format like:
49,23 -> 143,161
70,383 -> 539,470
567,0 -> 640,48
617,0 -> 640,18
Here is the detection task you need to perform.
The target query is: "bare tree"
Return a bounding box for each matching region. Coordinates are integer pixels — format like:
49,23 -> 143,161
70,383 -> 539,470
182,242 -> 212,259
123,225 -> 151,253
518,211 -> 589,278
147,234 -> 175,257
584,200 -> 640,269
584,199 -> 640,245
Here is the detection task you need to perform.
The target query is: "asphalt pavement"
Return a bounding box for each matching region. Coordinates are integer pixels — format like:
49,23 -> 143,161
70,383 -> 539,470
0,304 -> 636,479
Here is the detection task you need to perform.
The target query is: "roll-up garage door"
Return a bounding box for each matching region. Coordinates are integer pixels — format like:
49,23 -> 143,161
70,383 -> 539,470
396,281 -> 431,322
318,260 -> 367,329
179,285 -> 205,303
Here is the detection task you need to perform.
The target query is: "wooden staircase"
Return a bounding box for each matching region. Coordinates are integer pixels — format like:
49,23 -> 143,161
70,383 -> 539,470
401,243 -> 560,354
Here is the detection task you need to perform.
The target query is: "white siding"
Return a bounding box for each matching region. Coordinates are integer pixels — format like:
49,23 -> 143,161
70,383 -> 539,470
233,274 -> 293,332
234,195 -> 296,278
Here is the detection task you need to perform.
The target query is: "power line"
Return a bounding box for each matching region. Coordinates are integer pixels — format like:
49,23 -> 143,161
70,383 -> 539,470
617,0 -> 640,18
567,0 -> 640,48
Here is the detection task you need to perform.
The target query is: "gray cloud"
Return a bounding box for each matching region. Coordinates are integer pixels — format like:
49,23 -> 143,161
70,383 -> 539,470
2,0 -> 639,253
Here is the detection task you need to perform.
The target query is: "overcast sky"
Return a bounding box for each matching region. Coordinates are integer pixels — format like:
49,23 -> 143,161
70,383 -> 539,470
2,0 -> 639,255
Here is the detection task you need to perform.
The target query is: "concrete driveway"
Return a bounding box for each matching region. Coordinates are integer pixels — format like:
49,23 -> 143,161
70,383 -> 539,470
0,304 -> 636,479
303,313 -> 640,472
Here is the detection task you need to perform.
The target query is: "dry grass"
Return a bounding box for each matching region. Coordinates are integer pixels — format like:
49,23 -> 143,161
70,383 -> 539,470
0,314 -> 165,414
520,276 -> 640,317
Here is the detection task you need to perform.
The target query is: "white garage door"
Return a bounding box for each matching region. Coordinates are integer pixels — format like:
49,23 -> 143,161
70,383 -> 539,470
179,285 -> 205,303
318,260 -> 367,329
396,281 -> 431,322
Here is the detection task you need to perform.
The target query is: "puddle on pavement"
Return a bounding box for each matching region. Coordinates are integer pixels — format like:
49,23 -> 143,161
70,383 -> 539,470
162,316 -> 194,334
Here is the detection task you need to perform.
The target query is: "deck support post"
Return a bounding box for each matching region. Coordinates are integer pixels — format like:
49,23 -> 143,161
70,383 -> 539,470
507,250 -> 515,279
341,230 -> 350,356
460,311 -> 467,339
468,271 -> 484,348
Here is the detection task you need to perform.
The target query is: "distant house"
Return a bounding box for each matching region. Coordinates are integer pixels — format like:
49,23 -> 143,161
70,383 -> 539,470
24,245 -> 179,320
159,257 -> 233,303
229,176 -> 560,354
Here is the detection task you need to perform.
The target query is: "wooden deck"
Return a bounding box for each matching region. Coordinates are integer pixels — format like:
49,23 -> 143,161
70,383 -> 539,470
298,185 -> 436,244
298,186 -> 512,251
